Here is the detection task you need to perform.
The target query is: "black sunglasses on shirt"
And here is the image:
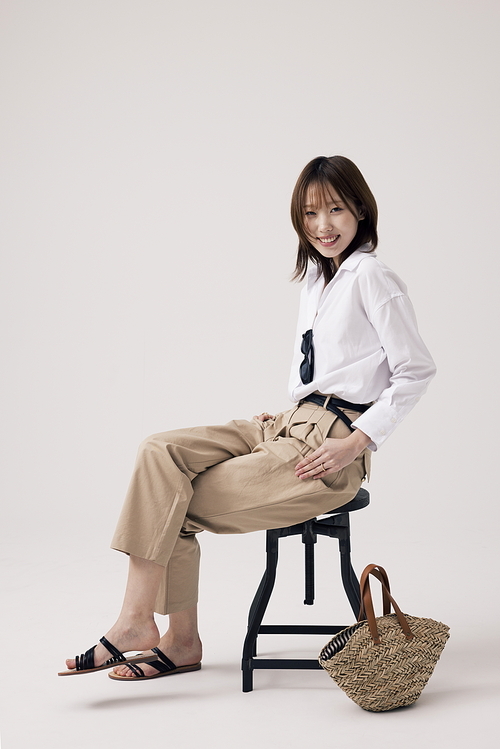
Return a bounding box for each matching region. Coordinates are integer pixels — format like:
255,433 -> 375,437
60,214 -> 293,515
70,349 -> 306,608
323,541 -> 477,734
300,329 -> 314,385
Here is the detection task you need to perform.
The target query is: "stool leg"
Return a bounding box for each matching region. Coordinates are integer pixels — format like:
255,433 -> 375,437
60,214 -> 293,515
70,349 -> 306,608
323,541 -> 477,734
247,575 -> 268,640
242,529 -> 280,692
338,520 -> 361,617
304,542 -> 315,605
303,520 -> 317,605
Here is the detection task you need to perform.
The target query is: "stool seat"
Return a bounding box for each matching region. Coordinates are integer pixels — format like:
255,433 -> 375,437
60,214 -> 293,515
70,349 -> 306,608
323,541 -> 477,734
321,487 -> 370,516
242,487 -> 370,692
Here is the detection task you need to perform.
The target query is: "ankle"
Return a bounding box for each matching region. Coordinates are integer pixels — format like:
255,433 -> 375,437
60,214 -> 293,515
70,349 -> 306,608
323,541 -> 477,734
162,631 -> 201,649
117,609 -> 156,627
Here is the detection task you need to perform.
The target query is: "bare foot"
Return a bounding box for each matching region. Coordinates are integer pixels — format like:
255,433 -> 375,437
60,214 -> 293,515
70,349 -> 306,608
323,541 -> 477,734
111,630 -> 202,678
63,617 -> 160,672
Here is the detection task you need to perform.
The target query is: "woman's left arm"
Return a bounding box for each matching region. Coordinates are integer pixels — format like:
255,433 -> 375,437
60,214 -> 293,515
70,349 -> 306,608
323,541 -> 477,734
296,289 -> 436,479
350,293 -> 436,449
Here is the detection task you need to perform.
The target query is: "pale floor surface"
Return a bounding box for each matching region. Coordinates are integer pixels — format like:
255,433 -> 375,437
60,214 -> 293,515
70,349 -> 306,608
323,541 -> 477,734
1,536 -> 498,749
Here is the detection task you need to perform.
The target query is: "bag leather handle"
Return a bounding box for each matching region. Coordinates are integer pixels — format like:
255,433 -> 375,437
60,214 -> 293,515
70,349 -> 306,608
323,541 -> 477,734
358,564 -> 414,644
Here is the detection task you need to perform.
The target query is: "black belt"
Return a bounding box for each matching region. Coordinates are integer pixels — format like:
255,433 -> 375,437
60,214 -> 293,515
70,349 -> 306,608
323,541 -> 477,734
300,394 -> 370,432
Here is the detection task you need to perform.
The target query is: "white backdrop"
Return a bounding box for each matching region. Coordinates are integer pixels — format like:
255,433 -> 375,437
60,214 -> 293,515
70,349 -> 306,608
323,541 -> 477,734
1,2 -> 499,747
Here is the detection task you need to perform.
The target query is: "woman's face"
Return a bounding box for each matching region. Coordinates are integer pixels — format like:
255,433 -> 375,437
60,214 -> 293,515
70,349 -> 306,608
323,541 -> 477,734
303,186 -> 361,267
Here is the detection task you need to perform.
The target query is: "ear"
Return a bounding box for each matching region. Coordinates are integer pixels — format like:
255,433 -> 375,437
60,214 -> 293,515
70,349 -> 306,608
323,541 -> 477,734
358,207 -> 366,220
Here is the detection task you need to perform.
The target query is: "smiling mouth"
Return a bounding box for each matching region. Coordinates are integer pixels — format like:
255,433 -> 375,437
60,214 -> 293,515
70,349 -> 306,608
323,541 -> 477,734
318,235 -> 339,245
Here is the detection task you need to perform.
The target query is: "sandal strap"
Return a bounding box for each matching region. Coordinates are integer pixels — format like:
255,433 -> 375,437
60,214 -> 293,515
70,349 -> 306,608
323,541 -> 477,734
151,647 -> 177,671
143,658 -> 173,674
125,662 -> 145,678
75,645 -> 97,671
99,636 -> 126,664
74,636 -> 127,672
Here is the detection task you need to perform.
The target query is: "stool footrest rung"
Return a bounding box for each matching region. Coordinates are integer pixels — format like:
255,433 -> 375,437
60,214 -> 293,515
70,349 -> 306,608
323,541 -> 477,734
258,624 -> 346,635
245,658 -> 323,670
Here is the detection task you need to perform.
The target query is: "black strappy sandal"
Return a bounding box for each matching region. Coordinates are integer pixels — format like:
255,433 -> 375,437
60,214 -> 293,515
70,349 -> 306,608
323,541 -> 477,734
108,646 -> 202,681
58,636 -> 159,676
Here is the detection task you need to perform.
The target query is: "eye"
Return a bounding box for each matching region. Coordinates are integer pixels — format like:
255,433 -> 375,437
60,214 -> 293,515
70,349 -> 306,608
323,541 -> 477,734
305,211 -> 316,216
331,206 -> 342,213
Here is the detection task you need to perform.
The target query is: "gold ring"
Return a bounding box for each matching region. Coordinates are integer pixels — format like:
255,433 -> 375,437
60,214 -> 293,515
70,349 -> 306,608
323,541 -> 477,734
321,463 -> 326,472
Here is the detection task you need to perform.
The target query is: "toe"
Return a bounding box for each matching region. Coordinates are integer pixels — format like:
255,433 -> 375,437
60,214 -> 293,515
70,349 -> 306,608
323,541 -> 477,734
66,658 -> 76,670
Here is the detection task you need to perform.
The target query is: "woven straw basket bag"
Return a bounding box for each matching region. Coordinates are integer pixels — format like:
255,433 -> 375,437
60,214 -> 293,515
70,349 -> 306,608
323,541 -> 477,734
319,564 -> 449,712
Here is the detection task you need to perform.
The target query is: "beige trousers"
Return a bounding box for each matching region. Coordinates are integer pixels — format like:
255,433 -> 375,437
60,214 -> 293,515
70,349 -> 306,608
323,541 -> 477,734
111,401 -> 371,615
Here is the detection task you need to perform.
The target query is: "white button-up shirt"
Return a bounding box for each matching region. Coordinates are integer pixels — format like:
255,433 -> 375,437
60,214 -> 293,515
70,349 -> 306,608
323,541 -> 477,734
288,248 -> 436,449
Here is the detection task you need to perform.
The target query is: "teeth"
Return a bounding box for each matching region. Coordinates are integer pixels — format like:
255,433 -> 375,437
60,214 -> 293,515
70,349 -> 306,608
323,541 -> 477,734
319,236 -> 339,244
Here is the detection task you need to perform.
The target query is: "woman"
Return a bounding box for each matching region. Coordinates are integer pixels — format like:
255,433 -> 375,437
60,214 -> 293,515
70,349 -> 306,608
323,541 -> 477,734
59,155 -> 435,680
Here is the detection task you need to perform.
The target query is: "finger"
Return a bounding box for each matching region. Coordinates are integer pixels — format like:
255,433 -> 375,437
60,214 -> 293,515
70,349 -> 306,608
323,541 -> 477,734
313,461 -> 343,478
295,450 -> 322,471
312,462 -> 333,479
295,460 -> 321,476
295,459 -> 315,474
296,460 -> 326,479
298,469 -> 324,481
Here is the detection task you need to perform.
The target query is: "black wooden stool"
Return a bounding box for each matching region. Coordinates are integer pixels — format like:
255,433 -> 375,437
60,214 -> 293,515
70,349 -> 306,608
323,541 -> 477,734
241,487 -> 370,692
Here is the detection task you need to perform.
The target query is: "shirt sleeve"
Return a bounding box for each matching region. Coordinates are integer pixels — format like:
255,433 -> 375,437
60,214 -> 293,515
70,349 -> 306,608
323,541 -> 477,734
352,294 -> 436,449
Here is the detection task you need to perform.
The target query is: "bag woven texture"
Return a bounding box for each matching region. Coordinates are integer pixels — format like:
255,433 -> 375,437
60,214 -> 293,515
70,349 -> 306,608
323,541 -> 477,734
319,565 -> 449,712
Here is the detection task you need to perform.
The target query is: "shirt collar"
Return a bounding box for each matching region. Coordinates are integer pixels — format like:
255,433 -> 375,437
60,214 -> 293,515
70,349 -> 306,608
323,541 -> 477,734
337,245 -> 376,273
306,245 -> 375,290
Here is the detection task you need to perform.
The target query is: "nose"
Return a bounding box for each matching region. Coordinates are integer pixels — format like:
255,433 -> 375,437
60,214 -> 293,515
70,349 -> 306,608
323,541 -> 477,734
318,212 -> 334,232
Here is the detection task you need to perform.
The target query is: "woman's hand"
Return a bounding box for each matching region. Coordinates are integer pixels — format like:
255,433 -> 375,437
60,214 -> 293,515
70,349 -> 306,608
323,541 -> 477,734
295,429 -> 371,480
254,412 -> 275,422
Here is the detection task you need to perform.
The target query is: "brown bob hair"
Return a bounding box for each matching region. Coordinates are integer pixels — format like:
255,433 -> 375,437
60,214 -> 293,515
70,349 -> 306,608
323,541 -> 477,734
291,155 -> 378,284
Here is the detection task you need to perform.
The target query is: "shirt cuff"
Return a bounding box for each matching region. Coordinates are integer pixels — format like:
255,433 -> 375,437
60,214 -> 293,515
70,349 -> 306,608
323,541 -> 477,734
351,400 -> 408,450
